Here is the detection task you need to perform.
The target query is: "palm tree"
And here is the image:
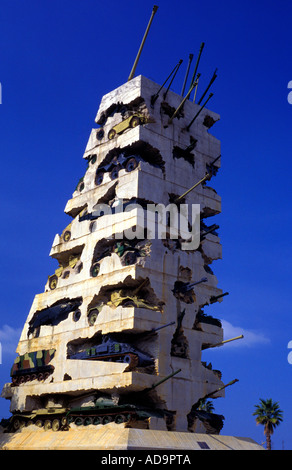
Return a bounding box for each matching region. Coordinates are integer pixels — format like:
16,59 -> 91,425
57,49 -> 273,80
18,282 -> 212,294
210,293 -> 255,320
198,398 -> 215,413
253,398 -> 283,450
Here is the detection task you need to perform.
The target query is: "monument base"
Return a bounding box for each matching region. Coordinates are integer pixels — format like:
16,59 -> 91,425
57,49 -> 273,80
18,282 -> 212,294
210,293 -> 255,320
0,427 -> 263,450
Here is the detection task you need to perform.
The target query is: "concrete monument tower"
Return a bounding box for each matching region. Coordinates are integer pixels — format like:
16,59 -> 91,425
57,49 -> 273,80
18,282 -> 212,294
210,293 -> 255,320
0,7 -> 263,451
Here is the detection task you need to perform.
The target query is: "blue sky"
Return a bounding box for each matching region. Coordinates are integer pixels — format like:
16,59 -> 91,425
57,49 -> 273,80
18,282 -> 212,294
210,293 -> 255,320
0,0 -> 291,450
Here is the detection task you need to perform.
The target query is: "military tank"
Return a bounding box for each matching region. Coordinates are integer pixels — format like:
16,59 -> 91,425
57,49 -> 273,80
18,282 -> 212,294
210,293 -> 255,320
68,336 -> 153,369
68,322 -> 174,368
10,349 -> 56,386
5,370 -> 180,432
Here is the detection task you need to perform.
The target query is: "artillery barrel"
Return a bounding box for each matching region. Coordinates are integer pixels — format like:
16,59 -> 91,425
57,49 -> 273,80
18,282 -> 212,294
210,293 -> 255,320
186,92 -> 213,131
189,277 -> 208,288
202,335 -> 244,350
190,42 -> 205,87
168,80 -> 197,125
200,224 -> 220,239
151,59 -> 184,106
128,5 -> 159,81
209,292 -> 229,303
163,59 -> 183,100
150,368 -> 181,390
150,321 -> 175,333
181,53 -> 194,96
174,172 -> 212,203
197,68 -> 217,105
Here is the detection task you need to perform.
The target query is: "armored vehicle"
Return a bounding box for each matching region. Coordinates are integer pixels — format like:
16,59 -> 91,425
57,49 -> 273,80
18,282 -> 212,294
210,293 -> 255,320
6,407 -> 68,432
107,113 -> 151,140
10,349 -> 56,386
68,335 -> 154,369
5,370 -> 180,432
95,152 -> 141,185
48,254 -> 82,290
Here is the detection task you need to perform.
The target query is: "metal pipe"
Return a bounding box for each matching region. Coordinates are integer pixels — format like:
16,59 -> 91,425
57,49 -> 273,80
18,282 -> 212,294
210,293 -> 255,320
128,5 -> 159,82
181,53 -> 194,96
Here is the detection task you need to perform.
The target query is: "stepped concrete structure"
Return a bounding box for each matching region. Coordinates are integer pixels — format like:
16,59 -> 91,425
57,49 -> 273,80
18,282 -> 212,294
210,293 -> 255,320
0,75 -> 263,450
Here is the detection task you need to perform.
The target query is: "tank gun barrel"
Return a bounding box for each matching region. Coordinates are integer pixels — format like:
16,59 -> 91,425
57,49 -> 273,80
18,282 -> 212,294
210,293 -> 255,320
151,59 -> 184,106
188,277 -> 208,288
190,42 -> 205,88
209,292 -> 229,304
186,92 -> 213,131
200,224 -> 220,240
174,155 -> 220,203
149,321 -> 175,334
150,368 -> 181,390
132,278 -> 150,295
168,80 -> 197,125
181,53 -> 194,96
128,5 -> 159,82
197,68 -> 218,105
192,379 -> 239,409
202,335 -> 244,350
163,59 -> 183,100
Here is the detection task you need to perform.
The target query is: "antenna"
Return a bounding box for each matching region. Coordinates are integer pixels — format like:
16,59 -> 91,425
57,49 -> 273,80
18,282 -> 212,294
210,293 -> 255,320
128,5 -> 159,82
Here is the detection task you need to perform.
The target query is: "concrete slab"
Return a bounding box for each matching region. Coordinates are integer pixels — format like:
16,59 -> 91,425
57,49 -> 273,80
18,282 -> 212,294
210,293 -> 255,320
0,428 -> 264,450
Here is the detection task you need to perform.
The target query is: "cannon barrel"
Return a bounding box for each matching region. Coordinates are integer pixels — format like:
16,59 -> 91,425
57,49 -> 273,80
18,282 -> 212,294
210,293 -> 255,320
197,68 -> 217,105
193,379 -> 239,409
202,335 -> 244,350
150,368 -> 181,390
181,53 -> 194,96
186,92 -> 213,131
151,59 -> 184,106
149,321 -> 176,333
128,5 -> 159,82
174,155 -> 220,203
209,292 -> 229,304
168,80 -> 197,125
132,278 -> 150,295
200,224 -> 220,240
163,59 -> 183,100
189,277 -> 208,288
190,42 -> 205,88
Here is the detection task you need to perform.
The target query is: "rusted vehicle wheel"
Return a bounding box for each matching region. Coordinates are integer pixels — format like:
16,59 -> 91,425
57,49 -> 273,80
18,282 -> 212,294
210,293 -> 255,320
91,262 -> 100,277
88,309 -> 99,326
52,419 -> 61,431
108,129 -> 116,140
125,157 -> 138,172
102,415 -> 112,425
63,230 -> 71,242
95,170 -> 105,186
44,419 -> 52,430
49,275 -> 58,290
114,414 -> 125,424
130,116 -> 140,128
109,165 -> 121,180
